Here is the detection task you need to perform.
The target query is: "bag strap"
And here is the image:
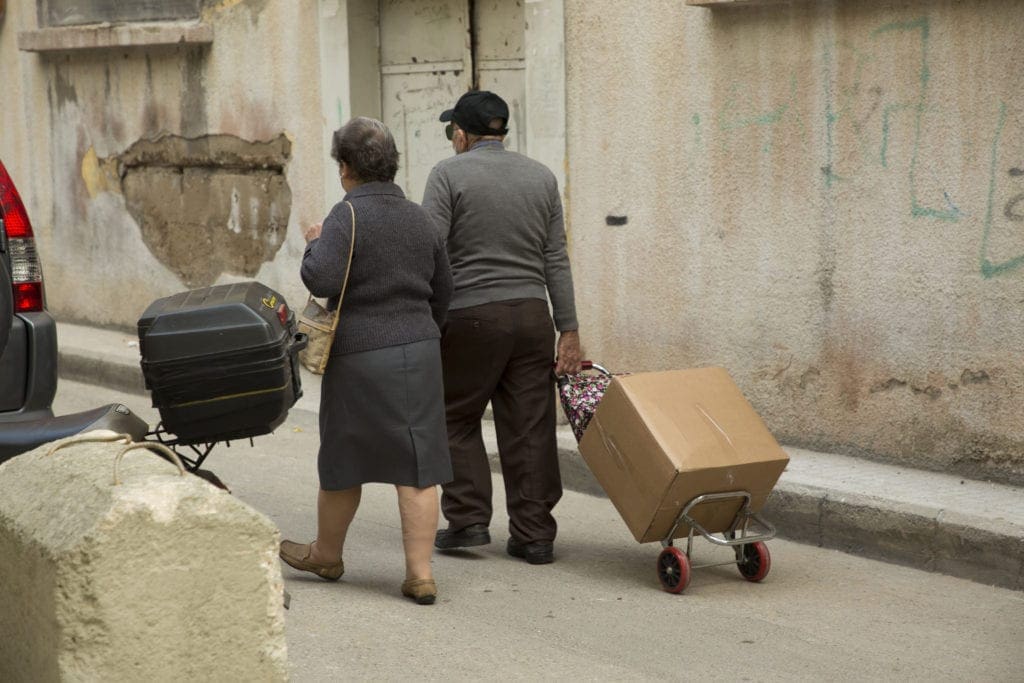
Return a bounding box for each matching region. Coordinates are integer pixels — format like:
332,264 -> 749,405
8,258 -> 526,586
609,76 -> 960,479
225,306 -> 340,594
327,200 -> 356,333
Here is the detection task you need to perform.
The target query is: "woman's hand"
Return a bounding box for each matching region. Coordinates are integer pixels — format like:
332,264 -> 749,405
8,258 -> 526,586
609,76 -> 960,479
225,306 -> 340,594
303,222 -> 323,243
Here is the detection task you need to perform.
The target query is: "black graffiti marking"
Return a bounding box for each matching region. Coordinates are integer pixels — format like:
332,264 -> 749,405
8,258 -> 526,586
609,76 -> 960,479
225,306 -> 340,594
606,215 -> 628,226
1008,167 -> 1023,177
1004,193 -> 1024,222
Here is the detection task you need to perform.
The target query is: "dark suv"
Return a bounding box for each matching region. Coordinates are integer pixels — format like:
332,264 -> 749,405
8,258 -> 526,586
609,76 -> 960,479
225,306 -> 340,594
0,159 -> 145,463
0,159 -> 56,420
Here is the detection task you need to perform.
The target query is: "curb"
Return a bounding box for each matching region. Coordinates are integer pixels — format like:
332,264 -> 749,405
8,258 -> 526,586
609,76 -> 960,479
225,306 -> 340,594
760,484 -> 1023,592
56,325 -> 1024,593
59,346 -> 148,396
482,430 -> 1024,594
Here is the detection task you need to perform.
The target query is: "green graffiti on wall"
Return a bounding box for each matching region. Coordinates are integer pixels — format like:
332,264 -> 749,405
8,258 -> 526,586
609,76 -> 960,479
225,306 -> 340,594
979,102 -> 1024,278
714,74 -> 807,158
697,13 -> 1019,276
871,18 -> 961,222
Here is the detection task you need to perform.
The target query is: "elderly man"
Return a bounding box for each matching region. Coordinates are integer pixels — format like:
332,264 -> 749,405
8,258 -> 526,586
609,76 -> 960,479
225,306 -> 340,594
421,90 -> 582,565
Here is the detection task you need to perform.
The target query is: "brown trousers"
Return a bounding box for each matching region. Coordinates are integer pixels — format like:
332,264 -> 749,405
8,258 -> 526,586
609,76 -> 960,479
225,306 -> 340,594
440,298 -> 562,543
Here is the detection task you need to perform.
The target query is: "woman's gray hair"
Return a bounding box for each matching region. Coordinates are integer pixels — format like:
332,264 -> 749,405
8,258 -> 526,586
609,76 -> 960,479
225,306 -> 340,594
330,117 -> 400,183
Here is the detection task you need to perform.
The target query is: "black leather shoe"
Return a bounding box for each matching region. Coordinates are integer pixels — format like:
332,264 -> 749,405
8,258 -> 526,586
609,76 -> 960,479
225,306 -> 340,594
507,537 -> 554,564
435,524 -> 491,550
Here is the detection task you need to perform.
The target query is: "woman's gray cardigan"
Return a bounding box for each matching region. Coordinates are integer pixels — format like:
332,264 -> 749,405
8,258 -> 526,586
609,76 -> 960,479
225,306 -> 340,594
300,181 -> 453,355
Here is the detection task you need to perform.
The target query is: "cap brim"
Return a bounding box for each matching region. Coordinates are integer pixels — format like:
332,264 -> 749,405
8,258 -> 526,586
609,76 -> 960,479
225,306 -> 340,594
439,109 -> 455,122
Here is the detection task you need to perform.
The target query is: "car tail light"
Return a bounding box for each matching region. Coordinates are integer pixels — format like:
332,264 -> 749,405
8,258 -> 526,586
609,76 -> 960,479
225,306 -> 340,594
0,160 -> 45,312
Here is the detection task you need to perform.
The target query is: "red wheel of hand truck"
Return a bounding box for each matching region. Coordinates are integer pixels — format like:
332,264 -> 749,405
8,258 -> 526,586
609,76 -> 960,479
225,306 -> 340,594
656,546 -> 691,593
737,541 -> 771,582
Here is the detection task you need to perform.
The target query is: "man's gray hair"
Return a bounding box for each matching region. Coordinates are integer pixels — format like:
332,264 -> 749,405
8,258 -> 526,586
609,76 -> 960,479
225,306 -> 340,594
331,117 -> 400,183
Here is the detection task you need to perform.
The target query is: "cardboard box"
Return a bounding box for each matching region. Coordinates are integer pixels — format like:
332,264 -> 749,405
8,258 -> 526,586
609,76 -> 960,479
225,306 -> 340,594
578,367 -> 789,543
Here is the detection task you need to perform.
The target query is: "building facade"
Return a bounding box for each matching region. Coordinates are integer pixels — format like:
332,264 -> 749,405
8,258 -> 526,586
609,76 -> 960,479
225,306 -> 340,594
0,0 -> 1020,484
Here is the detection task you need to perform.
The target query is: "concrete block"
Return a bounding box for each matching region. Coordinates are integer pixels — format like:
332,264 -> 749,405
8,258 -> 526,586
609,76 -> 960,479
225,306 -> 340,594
0,440 -> 287,680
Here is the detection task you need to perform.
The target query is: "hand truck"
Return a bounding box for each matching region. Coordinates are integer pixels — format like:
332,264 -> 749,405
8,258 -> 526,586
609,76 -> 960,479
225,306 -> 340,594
558,361 -> 778,594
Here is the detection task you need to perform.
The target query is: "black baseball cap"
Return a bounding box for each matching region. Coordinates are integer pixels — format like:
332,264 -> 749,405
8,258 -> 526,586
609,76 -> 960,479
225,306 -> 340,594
440,91 -> 510,136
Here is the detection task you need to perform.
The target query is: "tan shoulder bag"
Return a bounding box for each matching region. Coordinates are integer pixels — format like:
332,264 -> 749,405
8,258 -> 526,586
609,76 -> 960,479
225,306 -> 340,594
297,201 -> 356,374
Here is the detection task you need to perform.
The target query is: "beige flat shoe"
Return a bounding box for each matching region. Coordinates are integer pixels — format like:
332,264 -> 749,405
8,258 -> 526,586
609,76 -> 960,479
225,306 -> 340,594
401,578 -> 437,605
279,540 -> 344,581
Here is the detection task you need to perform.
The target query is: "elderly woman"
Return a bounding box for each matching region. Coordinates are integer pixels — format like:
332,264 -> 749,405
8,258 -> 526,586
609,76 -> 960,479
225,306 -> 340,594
280,117 -> 453,605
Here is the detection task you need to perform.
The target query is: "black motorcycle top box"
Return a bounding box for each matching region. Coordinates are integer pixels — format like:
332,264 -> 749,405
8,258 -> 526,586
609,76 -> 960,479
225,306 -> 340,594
138,281 -> 306,445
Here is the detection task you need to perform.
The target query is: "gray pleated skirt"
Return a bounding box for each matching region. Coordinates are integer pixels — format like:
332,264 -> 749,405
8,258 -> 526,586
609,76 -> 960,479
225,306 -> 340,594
318,338 -> 453,490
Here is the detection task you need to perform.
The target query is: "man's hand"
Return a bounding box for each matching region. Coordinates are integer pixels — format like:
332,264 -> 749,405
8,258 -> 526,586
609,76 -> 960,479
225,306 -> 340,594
302,222 -> 323,243
555,330 -> 582,375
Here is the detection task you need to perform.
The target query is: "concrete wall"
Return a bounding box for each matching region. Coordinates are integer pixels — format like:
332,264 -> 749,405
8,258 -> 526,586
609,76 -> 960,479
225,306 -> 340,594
564,0 -> 1024,484
0,0 -> 330,329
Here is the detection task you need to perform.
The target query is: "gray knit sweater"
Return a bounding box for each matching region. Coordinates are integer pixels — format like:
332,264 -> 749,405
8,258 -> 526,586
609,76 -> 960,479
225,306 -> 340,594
300,182 -> 453,355
420,141 -> 578,331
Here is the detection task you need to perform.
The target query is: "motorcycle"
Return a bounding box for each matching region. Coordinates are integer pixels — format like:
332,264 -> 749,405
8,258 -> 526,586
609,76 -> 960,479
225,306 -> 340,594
0,273 -> 306,486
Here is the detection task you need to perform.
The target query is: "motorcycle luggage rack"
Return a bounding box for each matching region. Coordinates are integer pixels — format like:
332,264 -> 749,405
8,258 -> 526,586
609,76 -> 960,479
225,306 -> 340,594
148,423 -> 255,473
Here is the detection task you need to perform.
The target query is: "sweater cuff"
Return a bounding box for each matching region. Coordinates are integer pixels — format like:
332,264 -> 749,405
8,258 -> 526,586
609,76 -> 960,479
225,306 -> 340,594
554,316 -> 579,333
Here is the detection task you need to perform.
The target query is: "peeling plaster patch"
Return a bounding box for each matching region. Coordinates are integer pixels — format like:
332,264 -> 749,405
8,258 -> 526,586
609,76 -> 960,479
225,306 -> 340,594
111,134 -> 291,288
81,148 -> 122,198
117,134 -> 290,171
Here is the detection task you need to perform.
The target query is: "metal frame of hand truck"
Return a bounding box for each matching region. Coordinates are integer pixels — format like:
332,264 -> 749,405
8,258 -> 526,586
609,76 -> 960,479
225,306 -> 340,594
656,490 -> 777,592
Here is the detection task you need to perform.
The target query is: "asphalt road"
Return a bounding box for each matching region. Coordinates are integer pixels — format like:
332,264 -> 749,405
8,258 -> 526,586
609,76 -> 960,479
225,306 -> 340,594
54,380 -> 1024,681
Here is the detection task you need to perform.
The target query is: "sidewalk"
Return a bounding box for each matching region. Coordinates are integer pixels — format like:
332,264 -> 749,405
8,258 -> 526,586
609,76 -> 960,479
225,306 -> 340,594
56,321 -> 1024,592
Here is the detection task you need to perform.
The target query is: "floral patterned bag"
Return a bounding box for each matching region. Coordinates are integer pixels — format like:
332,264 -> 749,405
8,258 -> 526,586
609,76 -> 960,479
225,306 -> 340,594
557,364 -> 625,443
